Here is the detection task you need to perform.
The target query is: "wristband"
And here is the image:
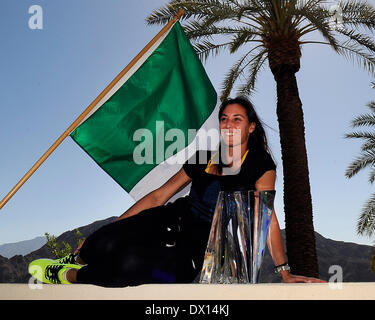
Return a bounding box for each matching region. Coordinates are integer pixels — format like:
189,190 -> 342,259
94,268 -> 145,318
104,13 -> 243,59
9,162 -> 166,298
274,263 -> 290,274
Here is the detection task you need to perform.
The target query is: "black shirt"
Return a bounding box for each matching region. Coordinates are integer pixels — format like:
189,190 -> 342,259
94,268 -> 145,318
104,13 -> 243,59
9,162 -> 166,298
182,149 -> 276,222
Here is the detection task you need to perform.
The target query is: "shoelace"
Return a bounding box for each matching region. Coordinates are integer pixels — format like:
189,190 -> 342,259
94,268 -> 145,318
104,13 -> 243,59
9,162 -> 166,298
58,253 -> 75,264
45,264 -> 64,284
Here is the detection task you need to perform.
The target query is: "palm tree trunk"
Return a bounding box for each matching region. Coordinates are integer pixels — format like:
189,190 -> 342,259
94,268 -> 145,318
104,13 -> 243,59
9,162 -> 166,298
274,66 -> 319,278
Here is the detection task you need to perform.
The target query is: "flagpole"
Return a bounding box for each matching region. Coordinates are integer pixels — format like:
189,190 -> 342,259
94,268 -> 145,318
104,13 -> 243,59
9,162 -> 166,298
0,9 -> 185,211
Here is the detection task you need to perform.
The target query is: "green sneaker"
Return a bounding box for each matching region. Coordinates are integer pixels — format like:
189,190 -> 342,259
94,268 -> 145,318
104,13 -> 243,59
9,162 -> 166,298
28,259 -> 82,284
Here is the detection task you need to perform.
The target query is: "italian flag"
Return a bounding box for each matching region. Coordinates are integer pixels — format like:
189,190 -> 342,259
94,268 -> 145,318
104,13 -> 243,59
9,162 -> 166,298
70,21 -> 219,202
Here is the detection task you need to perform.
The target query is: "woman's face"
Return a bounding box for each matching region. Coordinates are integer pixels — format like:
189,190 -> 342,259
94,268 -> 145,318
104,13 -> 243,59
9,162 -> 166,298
219,103 -> 256,148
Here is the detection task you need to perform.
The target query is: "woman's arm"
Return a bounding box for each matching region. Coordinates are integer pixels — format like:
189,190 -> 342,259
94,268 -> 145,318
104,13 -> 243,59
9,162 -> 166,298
115,168 -> 192,221
255,170 -> 288,280
73,168 -> 191,255
255,170 -> 325,283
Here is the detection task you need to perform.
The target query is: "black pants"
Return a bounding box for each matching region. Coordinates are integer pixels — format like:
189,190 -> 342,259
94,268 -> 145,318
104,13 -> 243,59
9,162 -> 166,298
75,198 -> 211,287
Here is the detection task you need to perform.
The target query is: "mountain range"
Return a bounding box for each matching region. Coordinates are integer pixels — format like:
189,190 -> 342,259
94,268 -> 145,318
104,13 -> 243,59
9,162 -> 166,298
0,216 -> 374,283
0,236 -> 47,259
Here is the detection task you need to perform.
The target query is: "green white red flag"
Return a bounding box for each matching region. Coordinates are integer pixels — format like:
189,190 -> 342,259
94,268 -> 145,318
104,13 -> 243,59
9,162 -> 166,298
70,21 -> 219,201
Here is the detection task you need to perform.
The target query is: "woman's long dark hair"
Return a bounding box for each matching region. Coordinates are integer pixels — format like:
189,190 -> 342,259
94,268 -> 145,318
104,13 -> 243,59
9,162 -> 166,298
215,96 -> 273,173
218,96 -> 271,153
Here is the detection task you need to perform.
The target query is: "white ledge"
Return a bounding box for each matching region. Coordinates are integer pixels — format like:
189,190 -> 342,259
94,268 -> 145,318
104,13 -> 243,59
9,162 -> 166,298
1,283 -> 375,300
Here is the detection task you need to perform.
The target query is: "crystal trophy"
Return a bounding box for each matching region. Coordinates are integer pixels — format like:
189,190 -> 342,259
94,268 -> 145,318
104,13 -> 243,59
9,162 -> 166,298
199,190 -> 276,284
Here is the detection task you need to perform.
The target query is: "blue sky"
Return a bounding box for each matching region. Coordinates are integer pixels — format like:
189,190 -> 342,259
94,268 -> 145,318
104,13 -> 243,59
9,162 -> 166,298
0,0 -> 374,249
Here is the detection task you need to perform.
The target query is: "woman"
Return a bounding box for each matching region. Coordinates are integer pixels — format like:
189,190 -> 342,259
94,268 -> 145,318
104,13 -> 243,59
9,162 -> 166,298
29,97 -> 325,286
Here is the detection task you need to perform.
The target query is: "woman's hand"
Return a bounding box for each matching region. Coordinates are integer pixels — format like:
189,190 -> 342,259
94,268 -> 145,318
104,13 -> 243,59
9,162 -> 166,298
280,271 -> 327,283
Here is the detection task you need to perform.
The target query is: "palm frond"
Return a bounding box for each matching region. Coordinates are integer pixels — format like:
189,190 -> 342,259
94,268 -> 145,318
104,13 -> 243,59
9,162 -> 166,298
339,0 -> 375,32
147,0 -> 249,26
273,0 -> 301,34
369,168 -> 375,184
337,28 -> 375,55
146,1 -> 185,25
361,139 -> 375,152
345,131 -> 375,140
229,29 -> 258,53
192,40 -> 233,61
184,0 -> 265,33
220,46 -> 262,100
345,150 -> 375,178
336,42 -> 375,75
367,101 -> 375,111
194,1 -> 243,26
293,4 -> 339,51
351,114 -> 375,128
357,192 -> 375,237
299,40 -> 375,76
226,0 -> 264,20
184,21 -> 245,40
146,0 -> 223,25
236,48 -> 268,96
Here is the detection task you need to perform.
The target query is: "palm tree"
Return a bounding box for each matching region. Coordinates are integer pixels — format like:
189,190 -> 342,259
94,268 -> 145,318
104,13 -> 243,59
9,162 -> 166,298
147,0 -> 375,277
345,82 -> 375,239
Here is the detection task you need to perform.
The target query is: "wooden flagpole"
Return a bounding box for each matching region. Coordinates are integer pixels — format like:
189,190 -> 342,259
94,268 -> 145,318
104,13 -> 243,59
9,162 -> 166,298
0,9 -> 184,210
